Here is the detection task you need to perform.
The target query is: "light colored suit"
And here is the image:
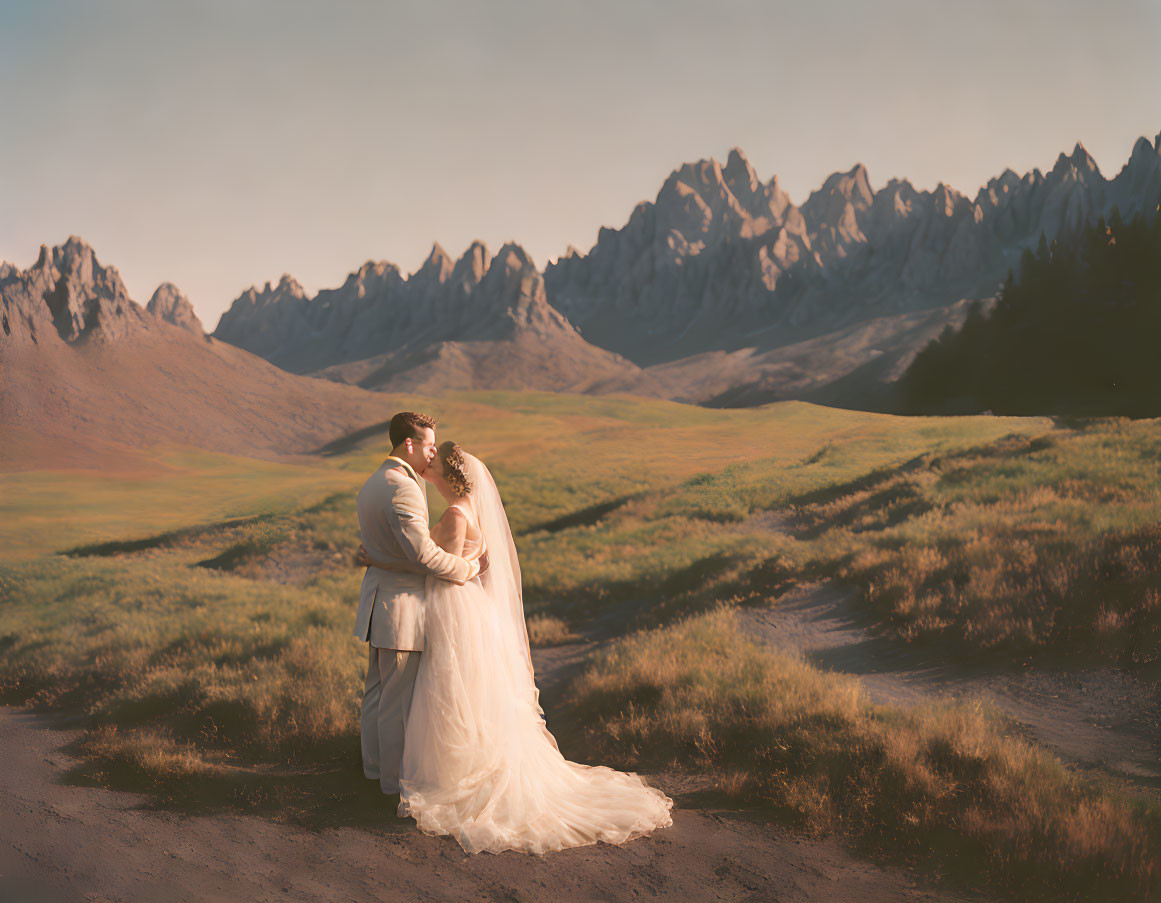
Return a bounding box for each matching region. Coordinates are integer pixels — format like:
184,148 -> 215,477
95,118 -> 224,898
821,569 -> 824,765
353,456 -> 475,650
354,455 -> 477,793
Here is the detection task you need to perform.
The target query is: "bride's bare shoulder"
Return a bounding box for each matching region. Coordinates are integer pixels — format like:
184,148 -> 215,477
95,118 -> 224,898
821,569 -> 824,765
444,500 -> 471,519
434,501 -> 472,531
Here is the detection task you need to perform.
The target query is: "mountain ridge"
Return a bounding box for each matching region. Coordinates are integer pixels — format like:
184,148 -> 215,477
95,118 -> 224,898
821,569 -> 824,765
0,238 -> 396,470
212,238 -> 650,394
545,131 -> 1161,367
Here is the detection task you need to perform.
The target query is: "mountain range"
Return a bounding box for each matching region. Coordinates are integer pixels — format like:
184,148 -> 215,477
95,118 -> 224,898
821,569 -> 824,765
213,242 -> 652,395
5,131 -> 1159,468
210,131 -> 1161,407
0,237 -> 391,469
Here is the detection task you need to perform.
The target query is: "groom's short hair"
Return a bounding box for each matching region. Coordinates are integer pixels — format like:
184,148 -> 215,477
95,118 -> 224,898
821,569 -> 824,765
389,411 -> 437,448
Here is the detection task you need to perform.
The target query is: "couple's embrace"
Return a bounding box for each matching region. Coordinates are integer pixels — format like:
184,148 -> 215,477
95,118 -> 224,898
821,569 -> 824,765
352,411 -> 673,855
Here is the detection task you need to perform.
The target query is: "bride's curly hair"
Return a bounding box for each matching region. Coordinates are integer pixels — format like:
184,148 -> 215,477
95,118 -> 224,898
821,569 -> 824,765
438,441 -> 472,497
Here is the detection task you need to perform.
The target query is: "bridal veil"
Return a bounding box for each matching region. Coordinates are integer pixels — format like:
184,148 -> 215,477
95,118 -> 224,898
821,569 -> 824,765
396,452 -> 673,854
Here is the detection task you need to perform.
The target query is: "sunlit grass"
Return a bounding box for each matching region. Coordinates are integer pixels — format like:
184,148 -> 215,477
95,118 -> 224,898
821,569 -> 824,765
3,392 -> 1160,894
0,448 -> 362,562
786,424 -> 1161,663
567,606 -> 1160,901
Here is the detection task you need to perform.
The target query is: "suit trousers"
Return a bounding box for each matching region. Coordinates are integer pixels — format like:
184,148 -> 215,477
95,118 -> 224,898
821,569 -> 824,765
360,644 -> 421,794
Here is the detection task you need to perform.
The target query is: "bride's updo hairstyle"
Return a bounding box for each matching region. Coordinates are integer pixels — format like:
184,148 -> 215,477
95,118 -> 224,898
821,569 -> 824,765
438,441 -> 472,497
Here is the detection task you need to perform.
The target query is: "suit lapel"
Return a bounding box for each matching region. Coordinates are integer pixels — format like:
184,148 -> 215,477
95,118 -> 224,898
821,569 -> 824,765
384,456 -> 429,510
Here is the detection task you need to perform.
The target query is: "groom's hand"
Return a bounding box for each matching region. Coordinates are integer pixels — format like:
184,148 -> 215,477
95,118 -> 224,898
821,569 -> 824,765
353,543 -> 372,568
477,551 -> 490,577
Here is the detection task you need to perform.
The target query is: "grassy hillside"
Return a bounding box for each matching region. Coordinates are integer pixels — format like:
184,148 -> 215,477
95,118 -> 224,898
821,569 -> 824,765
1,391 -> 1158,899
568,606 -> 1159,902
0,449 -> 363,562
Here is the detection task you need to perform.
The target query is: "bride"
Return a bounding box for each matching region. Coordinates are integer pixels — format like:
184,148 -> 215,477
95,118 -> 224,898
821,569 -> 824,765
361,441 -> 672,855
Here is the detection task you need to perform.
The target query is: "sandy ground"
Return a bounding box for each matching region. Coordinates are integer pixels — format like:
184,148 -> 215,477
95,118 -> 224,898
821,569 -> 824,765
0,629 -> 987,903
737,582 -> 1161,798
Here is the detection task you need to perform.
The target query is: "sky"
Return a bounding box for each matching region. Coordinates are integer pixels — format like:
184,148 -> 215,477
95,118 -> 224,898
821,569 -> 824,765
1,0 -> 1158,331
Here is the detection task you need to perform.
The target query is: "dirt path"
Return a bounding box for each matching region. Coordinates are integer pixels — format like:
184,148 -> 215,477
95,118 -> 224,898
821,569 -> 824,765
0,666 -> 983,903
737,581 -> 1161,796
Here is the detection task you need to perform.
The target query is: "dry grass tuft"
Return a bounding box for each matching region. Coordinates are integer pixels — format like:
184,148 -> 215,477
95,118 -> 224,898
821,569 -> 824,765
567,606 -> 1161,901
526,614 -> 580,647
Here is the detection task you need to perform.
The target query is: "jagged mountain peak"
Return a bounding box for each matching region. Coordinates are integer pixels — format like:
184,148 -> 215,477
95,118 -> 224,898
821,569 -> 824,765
670,152 -> 756,202
1072,141 -> 1098,165
147,282 -> 204,336
994,168 -> 1021,187
279,273 -> 305,293
723,147 -> 760,196
233,273 -> 306,308
932,181 -> 966,200
57,234 -> 96,263
881,176 -> 918,194
357,259 -> 397,278
425,241 -> 452,269
257,273 -> 307,298
1124,134 -> 1161,168
26,235 -> 114,284
811,163 -> 873,205
1051,142 -> 1102,180
1,236 -> 147,346
451,241 -> 490,287
846,161 -> 871,182
975,168 -> 1024,207
411,242 -> 454,284
676,155 -> 723,183
491,242 -> 536,275
149,280 -> 182,299
930,182 -> 969,217
1112,134 -> 1161,181
653,148 -> 797,239
334,260 -> 402,298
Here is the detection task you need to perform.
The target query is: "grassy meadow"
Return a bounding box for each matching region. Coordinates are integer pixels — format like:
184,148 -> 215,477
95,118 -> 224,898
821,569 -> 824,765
1,391 -> 1159,899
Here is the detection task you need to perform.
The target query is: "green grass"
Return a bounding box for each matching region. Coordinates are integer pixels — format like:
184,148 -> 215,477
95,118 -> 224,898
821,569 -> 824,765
566,605 -> 1160,902
788,423 -> 1161,665
2,391 -> 1159,895
0,448 -> 362,562
511,408 -> 1054,627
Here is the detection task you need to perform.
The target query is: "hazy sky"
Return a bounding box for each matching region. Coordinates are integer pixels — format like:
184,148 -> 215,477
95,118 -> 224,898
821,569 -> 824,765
1,0 -> 1158,330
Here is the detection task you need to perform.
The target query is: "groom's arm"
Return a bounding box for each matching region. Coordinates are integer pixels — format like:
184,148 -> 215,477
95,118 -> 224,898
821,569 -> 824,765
389,483 -> 478,584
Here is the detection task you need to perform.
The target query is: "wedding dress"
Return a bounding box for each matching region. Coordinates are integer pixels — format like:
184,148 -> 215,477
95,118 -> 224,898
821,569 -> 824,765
397,453 -> 673,855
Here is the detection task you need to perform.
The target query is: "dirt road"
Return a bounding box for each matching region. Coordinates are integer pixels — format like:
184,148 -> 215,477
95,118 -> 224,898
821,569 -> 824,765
0,676 -> 979,903
737,581 -> 1161,797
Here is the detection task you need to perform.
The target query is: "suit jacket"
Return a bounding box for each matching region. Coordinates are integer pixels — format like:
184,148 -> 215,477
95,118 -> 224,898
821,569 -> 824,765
353,456 -> 476,650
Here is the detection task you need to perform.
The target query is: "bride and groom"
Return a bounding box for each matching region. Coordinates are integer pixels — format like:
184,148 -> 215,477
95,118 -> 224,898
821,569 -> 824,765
352,411 -> 673,855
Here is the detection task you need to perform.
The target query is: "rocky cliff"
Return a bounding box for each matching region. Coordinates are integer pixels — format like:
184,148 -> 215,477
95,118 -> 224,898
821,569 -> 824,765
146,282 -> 205,336
213,241 -> 649,393
544,134 -> 1161,366
1,236 -> 153,346
0,238 -> 393,469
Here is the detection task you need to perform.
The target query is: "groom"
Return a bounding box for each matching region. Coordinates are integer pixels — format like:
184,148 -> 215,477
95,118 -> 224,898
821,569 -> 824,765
353,411 -> 480,795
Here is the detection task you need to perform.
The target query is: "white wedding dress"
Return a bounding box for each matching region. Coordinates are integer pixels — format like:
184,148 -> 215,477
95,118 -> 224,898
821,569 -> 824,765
397,453 -> 673,855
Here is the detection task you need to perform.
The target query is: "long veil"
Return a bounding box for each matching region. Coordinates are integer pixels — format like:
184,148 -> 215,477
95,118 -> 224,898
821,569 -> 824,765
399,449 -> 672,854
461,452 -> 552,730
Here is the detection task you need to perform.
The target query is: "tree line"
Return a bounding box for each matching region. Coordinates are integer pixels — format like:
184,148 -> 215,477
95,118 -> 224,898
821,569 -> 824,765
900,204 -> 1161,417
